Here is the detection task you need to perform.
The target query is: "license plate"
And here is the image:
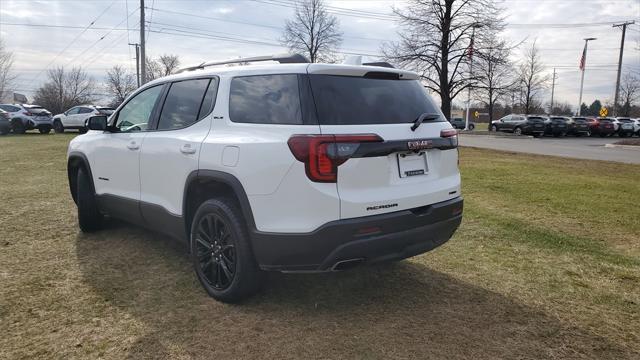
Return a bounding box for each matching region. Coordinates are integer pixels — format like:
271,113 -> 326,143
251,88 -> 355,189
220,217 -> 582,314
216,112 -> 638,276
398,152 -> 428,178
622,124 -> 633,129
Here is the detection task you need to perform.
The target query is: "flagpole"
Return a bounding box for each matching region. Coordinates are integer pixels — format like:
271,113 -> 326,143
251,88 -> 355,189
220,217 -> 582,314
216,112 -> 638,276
577,37 -> 596,116
465,23 -> 481,130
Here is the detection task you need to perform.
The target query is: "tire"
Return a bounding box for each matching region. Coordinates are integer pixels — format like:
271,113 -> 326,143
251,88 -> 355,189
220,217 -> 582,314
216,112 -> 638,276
190,198 -> 263,303
513,127 -> 522,136
490,125 -> 498,132
11,120 -> 25,134
586,130 -> 591,137
76,168 -> 103,232
599,133 -> 607,138
78,127 -> 88,134
53,120 -> 64,133
533,132 -> 542,138
468,124 -> 475,131
39,127 -> 51,134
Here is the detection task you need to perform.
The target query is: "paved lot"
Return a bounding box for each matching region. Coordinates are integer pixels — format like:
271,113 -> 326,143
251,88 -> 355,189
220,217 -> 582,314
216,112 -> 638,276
460,134 -> 640,164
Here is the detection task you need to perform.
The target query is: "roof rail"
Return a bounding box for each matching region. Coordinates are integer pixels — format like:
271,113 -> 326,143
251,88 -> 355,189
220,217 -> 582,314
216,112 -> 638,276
176,53 -> 310,73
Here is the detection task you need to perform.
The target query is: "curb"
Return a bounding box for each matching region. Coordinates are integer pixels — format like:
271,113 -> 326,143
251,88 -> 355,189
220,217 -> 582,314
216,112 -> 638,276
604,143 -> 640,150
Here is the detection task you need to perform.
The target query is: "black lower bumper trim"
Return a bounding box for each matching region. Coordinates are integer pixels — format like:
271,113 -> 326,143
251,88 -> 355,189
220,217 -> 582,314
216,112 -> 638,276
252,197 -> 463,272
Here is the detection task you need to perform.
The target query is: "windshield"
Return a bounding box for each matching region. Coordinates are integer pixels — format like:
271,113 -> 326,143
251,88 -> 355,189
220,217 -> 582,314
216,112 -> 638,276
308,75 -> 442,125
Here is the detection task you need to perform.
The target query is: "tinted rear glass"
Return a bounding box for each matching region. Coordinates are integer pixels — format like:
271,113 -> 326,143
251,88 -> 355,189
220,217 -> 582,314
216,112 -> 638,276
308,75 -> 441,125
158,79 -> 210,130
230,74 -> 301,125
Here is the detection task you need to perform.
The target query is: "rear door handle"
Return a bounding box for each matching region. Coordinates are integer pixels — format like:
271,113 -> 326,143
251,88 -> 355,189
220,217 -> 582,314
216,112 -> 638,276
180,144 -> 196,154
127,141 -> 139,150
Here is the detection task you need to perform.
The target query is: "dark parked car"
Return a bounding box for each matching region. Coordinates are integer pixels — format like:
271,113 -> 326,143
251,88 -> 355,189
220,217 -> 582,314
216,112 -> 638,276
0,109 -> 10,135
490,114 -> 546,137
545,116 -> 570,137
596,117 -> 618,137
616,117 -> 636,137
568,117 -> 593,137
449,117 -> 475,130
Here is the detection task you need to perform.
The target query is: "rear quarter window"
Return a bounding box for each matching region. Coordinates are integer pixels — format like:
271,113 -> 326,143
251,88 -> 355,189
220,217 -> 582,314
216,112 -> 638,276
229,74 -> 302,125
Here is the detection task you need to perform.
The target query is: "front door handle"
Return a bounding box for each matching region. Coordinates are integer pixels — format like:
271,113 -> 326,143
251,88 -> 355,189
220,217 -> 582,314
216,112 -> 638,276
180,144 -> 196,155
127,141 -> 139,150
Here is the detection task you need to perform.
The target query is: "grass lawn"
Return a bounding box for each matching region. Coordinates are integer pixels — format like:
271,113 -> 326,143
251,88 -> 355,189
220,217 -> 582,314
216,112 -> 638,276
1,133 -> 638,359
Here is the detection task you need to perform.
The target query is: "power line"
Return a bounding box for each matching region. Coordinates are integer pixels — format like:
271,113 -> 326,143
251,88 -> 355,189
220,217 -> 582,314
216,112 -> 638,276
24,0 -> 118,87
0,22 -> 129,31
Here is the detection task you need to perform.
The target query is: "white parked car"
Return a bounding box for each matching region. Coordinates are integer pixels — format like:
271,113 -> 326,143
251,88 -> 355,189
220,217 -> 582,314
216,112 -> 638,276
615,117 -> 636,137
0,103 -> 53,134
53,105 -> 115,133
66,54 -> 463,302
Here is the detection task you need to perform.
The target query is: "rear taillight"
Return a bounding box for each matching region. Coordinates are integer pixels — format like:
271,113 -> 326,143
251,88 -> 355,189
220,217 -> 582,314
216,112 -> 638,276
440,129 -> 458,138
288,134 -> 383,183
24,111 -> 33,116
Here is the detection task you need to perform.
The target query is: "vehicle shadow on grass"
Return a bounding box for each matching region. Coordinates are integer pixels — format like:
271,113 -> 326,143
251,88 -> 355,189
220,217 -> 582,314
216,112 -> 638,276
76,220 -> 631,360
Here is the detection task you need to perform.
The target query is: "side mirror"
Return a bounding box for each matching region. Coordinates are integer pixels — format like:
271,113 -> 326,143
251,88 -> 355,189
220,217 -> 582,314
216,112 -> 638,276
87,115 -> 107,131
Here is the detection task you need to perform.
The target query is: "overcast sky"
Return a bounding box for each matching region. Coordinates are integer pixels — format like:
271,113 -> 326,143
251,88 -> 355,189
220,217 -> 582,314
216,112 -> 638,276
1,0 -> 639,109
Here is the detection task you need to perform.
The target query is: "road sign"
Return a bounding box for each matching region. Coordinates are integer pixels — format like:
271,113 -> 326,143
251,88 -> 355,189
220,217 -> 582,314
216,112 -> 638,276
600,107 -> 608,117
474,111 -> 479,118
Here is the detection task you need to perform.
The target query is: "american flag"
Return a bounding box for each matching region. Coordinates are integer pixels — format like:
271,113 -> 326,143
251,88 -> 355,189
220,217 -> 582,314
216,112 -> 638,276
579,43 -> 586,70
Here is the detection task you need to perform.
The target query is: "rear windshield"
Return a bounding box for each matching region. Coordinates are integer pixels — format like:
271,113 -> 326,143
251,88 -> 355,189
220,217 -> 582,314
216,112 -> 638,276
528,116 -> 545,121
308,75 -> 441,125
97,108 -> 115,115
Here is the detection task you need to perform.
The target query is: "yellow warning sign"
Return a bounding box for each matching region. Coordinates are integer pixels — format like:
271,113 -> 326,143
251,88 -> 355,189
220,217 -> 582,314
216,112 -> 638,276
600,107 -> 608,117
474,111 -> 479,118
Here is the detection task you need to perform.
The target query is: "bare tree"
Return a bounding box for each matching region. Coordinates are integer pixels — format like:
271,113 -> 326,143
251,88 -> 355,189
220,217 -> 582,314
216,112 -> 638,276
105,65 -> 137,108
518,41 -> 549,114
473,36 -> 515,122
281,0 -> 343,63
0,39 -> 16,98
33,66 -> 96,114
619,72 -> 640,116
384,0 -> 503,118
146,54 -> 181,81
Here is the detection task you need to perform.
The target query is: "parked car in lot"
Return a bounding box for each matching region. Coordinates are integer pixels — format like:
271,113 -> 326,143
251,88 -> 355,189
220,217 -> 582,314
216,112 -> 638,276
568,117 -> 592,136
449,117 -> 475,130
596,117 -> 619,137
633,119 -> 640,136
66,54 -> 463,302
0,103 -> 53,134
616,117 -> 636,137
53,105 -> 115,133
0,109 -> 10,135
545,116 -> 569,137
490,114 -> 546,137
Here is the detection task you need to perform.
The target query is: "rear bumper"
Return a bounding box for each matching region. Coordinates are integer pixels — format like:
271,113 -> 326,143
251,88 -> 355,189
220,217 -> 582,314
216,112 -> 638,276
252,196 -> 463,272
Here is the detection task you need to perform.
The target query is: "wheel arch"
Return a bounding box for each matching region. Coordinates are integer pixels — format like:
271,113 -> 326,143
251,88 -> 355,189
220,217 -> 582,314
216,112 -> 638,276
183,170 -> 257,244
67,152 -> 95,205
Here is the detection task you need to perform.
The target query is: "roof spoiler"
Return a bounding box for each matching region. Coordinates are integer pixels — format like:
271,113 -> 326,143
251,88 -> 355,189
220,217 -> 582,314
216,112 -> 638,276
176,53 -> 310,73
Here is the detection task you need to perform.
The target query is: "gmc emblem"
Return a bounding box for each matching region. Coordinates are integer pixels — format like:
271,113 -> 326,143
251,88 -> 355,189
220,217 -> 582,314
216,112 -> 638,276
407,140 -> 433,150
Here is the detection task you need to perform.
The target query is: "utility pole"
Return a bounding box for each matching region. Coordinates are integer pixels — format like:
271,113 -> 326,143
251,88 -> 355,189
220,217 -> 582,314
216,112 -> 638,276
613,21 -> 634,117
128,43 -> 140,87
140,0 -> 146,85
577,37 -> 596,116
550,67 -> 556,114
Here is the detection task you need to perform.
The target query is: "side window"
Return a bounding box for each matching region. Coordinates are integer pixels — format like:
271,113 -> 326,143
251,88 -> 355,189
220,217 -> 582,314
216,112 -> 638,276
229,74 -> 302,125
157,79 -> 211,130
79,107 -> 94,114
501,115 -> 511,122
115,85 -> 163,132
67,107 -> 80,115
198,78 -> 219,121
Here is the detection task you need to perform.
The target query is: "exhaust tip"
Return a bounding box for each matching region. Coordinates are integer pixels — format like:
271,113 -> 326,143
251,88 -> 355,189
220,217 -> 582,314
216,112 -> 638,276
331,258 -> 365,271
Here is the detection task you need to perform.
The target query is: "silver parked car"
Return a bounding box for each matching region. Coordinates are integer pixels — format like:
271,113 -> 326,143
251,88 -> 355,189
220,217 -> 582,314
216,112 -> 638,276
0,103 -> 53,134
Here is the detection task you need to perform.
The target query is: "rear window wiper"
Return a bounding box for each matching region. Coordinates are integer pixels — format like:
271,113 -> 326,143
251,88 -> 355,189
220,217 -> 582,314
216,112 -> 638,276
411,113 -> 440,131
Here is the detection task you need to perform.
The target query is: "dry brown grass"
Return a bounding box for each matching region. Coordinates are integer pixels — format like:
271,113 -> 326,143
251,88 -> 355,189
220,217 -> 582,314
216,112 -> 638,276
1,133 -> 638,359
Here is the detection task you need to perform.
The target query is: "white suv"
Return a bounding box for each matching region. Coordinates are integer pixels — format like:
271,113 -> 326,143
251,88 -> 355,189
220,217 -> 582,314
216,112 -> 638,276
67,54 -> 463,302
53,105 -> 115,133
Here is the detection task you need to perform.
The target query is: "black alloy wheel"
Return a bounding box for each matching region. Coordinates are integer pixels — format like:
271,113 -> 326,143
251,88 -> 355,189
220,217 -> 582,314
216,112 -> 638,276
193,213 -> 237,290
